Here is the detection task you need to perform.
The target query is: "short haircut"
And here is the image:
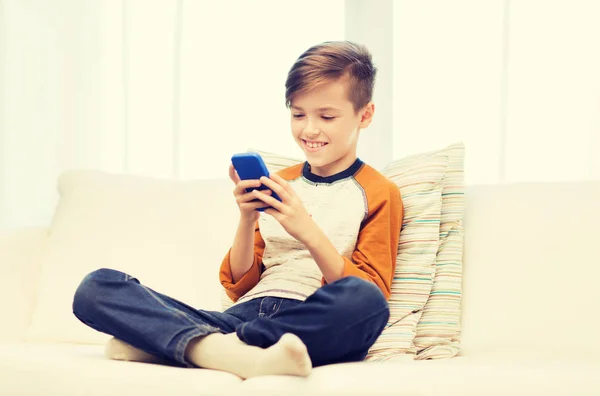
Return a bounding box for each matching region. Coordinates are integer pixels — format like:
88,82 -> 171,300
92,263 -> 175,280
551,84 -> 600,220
285,41 -> 377,113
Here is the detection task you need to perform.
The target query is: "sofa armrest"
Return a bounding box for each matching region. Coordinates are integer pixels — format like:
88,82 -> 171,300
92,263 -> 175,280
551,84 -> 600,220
0,228 -> 48,342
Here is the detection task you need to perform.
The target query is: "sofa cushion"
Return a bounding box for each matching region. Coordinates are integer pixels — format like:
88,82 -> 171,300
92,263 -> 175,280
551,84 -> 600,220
0,228 -> 48,342
0,342 -> 242,396
25,171 -> 240,344
2,342 -> 598,395
460,181 -> 600,358
238,355 -> 600,395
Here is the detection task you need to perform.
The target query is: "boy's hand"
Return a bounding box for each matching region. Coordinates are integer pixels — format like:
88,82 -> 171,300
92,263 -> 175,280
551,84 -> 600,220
229,164 -> 272,223
251,174 -> 317,244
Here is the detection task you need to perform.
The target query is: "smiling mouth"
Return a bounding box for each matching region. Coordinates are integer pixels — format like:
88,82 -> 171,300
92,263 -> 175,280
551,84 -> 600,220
302,139 -> 328,151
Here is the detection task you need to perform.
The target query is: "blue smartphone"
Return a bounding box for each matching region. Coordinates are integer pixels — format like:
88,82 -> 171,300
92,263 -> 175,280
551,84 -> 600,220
231,152 -> 282,211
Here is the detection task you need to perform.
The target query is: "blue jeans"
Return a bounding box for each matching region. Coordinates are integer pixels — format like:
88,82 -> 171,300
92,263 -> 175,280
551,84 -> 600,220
72,268 -> 389,368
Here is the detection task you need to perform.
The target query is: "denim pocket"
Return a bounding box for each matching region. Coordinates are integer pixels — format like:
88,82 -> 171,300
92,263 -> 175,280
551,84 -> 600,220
258,297 -> 285,318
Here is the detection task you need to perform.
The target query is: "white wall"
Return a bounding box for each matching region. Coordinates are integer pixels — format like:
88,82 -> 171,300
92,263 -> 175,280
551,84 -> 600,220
0,1 -> 5,227
391,0 -> 600,184
1,0 -> 599,229
2,1 -> 77,228
504,0 -> 600,183
0,0 -> 345,228
345,0 -> 394,170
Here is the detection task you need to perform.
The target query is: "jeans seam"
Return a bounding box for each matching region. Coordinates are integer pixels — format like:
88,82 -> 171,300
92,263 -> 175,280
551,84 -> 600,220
174,325 -> 220,367
138,284 -> 222,366
139,284 -> 199,327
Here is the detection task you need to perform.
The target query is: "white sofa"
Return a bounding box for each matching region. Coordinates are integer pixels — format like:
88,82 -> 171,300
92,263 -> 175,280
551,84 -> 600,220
1,171 -> 599,396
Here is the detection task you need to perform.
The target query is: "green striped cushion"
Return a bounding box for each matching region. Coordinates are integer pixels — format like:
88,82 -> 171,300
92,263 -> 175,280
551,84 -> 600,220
412,143 -> 466,359
412,223 -> 463,359
365,149 -> 448,360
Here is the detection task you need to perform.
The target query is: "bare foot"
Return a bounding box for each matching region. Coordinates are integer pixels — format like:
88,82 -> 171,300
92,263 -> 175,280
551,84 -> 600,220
250,333 -> 312,378
104,337 -> 166,364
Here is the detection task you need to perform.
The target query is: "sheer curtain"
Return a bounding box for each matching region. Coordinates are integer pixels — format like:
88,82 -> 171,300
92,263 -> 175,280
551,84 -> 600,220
392,0 -> 600,185
1,0 -> 599,229
0,0 -> 345,228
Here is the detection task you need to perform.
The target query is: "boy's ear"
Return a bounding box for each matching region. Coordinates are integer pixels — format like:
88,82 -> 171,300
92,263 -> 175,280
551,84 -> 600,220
359,102 -> 375,128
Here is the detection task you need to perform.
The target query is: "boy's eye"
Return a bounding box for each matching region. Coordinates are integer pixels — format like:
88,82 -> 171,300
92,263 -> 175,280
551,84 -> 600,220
322,116 -> 335,121
292,114 -> 304,119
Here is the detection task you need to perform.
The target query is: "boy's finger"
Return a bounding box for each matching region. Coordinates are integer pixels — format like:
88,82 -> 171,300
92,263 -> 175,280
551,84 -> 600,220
253,189 -> 285,212
260,176 -> 289,200
229,164 -> 241,184
238,189 -> 271,203
238,179 -> 262,189
241,200 -> 271,210
263,207 -> 283,221
234,180 -> 262,195
270,173 -> 295,195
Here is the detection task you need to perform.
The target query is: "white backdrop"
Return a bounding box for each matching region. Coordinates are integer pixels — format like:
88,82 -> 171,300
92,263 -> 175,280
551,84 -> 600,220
1,0 -> 599,229
0,0 -> 345,228
392,0 -> 600,184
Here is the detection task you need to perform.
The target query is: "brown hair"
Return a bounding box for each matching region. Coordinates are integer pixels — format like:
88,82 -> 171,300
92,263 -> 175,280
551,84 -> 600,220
285,41 -> 377,113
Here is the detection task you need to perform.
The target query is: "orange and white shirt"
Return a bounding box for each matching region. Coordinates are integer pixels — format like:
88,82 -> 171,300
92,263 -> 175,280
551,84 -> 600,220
219,159 -> 403,304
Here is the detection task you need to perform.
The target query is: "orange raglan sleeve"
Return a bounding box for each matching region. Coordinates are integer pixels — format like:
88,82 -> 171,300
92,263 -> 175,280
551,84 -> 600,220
219,221 -> 265,302
335,172 -> 403,300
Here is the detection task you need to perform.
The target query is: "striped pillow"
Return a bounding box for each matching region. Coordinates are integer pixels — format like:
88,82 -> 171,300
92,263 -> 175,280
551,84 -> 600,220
365,150 -> 448,360
412,143 -> 466,359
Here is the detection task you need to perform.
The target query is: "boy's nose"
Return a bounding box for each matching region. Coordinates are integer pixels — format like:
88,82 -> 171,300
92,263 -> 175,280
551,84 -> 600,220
305,130 -> 321,139
303,124 -> 320,137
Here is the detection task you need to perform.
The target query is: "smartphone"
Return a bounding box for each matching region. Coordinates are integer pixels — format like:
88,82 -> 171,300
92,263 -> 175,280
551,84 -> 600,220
231,152 -> 282,211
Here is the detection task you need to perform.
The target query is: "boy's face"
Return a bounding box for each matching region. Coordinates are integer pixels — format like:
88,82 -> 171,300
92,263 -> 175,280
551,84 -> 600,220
290,79 -> 374,177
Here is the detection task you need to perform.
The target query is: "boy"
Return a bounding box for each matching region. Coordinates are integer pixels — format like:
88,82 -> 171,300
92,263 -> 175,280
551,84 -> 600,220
72,41 -> 403,379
